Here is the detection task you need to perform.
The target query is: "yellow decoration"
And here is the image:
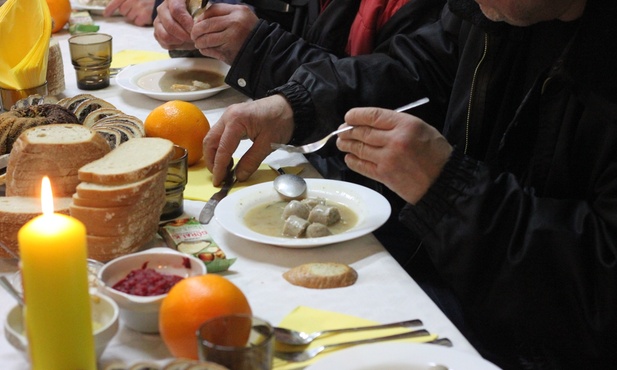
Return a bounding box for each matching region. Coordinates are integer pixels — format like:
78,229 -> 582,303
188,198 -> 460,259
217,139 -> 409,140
0,0 -> 52,89
273,306 -> 438,369
17,177 -> 96,369
184,159 -> 304,202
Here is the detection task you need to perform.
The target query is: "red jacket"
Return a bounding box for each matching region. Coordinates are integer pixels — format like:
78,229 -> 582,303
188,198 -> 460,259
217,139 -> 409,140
346,0 -> 410,55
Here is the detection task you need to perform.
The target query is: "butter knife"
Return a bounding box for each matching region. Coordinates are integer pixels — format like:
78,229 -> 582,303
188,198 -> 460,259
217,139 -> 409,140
199,160 -> 235,224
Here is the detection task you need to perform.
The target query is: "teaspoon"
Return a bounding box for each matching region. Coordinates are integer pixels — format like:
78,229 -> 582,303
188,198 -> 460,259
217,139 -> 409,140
0,276 -> 24,307
266,318 -> 423,346
272,167 -> 307,199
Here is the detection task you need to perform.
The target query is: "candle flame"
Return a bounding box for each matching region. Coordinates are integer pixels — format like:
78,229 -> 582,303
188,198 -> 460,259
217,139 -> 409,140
41,177 -> 54,215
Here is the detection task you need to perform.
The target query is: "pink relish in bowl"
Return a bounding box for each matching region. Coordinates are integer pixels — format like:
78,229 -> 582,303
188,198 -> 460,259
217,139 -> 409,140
112,262 -> 183,296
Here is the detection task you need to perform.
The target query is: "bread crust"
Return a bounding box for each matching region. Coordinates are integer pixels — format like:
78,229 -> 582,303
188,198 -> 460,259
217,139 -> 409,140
0,197 -> 72,258
283,262 -> 358,289
5,124 -> 111,197
78,137 -> 174,185
0,104 -> 79,154
74,170 -> 166,206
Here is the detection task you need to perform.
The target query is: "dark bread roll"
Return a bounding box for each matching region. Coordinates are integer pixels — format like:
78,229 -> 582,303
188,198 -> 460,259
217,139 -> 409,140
0,104 -> 79,154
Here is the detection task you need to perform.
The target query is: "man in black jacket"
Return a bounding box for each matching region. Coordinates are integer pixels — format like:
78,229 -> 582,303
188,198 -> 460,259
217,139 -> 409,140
153,0 -> 445,99
204,0 -> 617,367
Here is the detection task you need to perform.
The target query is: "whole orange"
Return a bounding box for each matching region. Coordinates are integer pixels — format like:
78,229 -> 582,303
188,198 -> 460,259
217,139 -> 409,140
144,101 -> 210,166
46,0 -> 71,33
159,274 -> 252,359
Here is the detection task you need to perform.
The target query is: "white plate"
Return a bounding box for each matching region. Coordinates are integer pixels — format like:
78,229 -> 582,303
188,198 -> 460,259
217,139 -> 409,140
306,342 -> 501,370
215,179 -> 391,248
116,58 -> 231,101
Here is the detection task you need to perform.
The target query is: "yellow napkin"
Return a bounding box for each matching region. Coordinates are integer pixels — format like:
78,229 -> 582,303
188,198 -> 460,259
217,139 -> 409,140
110,50 -> 170,69
184,159 -> 304,202
0,0 -> 51,89
273,306 -> 437,369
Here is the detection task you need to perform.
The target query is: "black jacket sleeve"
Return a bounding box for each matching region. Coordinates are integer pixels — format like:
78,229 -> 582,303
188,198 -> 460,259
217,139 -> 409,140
226,0 -> 447,101
274,4 -> 459,145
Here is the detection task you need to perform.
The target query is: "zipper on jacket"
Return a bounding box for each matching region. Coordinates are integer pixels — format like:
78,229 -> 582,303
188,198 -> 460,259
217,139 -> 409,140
464,33 -> 489,154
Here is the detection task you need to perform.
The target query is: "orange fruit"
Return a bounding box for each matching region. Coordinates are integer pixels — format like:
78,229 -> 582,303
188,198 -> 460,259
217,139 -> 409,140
159,274 -> 252,359
144,101 -> 210,166
46,0 -> 71,33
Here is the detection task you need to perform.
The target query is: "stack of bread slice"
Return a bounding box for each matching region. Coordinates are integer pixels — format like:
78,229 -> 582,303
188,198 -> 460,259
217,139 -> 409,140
4,124 -> 111,197
70,137 -> 174,261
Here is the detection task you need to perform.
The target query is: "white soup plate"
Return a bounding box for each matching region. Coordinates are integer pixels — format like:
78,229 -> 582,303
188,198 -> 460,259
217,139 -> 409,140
215,178 -> 391,248
116,58 -> 231,101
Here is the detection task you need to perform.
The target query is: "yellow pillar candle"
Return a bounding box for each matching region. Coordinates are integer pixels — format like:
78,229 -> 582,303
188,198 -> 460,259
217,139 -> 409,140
18,177 -> 96,370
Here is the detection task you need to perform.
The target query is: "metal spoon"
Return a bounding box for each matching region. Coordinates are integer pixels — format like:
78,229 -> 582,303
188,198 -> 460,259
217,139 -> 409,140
275,329 -> 430,362
272,318 -> 423,346
272,167 -> 307,199
0,276 -> 24,307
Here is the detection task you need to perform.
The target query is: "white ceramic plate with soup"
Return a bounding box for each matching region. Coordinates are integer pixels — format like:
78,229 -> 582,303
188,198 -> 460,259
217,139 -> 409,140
215,178 -> 391,248
116,58 -> 231,101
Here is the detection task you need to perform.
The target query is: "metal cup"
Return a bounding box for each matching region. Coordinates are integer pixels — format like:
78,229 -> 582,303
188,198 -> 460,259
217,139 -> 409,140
197,314 -> 274,370
68,33 -> 112,90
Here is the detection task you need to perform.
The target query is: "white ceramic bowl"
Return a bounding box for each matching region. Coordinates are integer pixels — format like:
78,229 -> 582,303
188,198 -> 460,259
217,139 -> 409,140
97,247 -> 206,333
4,292 -> 119,360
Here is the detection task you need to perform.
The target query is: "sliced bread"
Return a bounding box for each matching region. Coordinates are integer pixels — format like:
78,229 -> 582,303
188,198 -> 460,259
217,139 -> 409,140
78,137 -> 174,185
283,262 -> 358,289
0,196 -> 72,258
74,169 -> 166,206
5,124 -> 111,197
86,220 -> 159,261
70,194 -> 165,237
73,98 -> 116,123
82,108 -> 124,127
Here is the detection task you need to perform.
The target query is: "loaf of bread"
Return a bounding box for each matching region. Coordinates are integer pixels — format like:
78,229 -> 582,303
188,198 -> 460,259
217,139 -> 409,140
78,137 -> 174,185
4,124 -> 111,197
71,138 -> 173,261
0,196 -> 72,258
283,262 -> 358,289
0,104 -> 79,155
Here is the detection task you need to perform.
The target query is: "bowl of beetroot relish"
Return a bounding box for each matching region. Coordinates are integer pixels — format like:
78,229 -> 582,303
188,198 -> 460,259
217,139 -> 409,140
97,247 -> 206,333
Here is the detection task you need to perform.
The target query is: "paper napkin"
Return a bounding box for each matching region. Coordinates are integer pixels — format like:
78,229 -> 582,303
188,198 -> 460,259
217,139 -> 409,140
273,306 -> 437,369
110,50 -> 170,69
0,0 -> 51,89
184,159 -> 304,202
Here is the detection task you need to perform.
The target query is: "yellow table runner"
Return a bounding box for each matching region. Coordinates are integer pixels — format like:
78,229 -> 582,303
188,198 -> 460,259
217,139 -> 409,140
110,50 -> 170,69
185,159 -> 304,202
273,306 -> 437,369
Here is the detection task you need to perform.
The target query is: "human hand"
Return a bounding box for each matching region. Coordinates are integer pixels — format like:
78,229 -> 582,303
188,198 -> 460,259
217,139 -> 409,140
336,107 -> 453,205
153,0 -> 197,50
203,95 -> 295,185
104,0 -> 155,26
191,4 -> 259,65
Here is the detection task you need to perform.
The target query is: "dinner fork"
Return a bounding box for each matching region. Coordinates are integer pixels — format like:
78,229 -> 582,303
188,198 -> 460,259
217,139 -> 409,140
274,329 -> 430,362
270,97 -> 429,154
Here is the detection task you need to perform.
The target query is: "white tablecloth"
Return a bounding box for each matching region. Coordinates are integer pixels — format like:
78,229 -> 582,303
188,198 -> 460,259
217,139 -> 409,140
0,15 -> 482,369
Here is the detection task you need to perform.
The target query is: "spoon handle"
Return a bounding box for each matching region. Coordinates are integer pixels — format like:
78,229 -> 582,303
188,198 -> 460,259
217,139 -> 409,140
319,318 -> 423,336
0,276 -> 24,306
395,97 -> 430,112
321,328 -> 430,351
